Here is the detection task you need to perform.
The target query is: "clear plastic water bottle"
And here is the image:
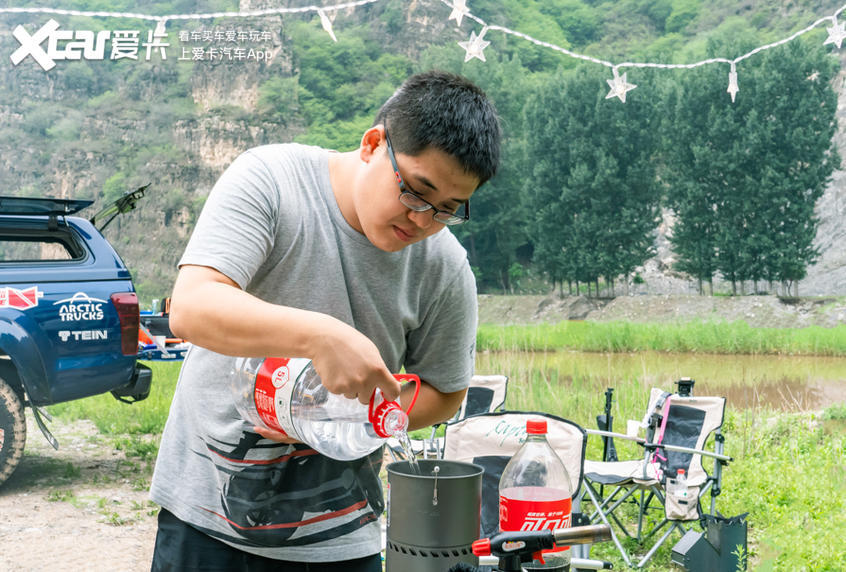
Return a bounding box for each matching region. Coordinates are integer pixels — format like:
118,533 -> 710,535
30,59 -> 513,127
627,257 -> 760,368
498,418 -> 572,565
231,357 -> 419,461
672,468 -> 688,502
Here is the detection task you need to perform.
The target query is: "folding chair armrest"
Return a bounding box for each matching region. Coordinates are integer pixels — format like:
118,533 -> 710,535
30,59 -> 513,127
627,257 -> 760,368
587,429 -> 733,463
652,443 -> 732,463
585,428 -> 646,444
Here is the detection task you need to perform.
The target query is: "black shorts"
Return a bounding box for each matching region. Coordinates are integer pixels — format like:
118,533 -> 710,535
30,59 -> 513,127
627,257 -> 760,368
151,508 -> 382,571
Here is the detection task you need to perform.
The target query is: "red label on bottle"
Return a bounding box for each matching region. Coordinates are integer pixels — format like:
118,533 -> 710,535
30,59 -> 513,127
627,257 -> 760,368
253,357 -> 292,434
499,489 -> 572,552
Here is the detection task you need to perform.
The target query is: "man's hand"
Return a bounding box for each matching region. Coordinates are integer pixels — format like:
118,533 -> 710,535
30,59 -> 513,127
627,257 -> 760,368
253,425 -> 301,444
309,317 -> 402,404
170,265 -> 401,404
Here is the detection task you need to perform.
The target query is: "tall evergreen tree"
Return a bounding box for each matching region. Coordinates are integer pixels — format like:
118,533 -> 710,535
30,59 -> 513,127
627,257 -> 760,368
663,60 -> 737,293
524,67 -> 661,294
664,39 -> 839,295
745,41 -> 839,294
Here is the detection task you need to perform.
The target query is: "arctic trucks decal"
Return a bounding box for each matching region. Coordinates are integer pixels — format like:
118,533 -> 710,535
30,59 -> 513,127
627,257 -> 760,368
53,292 -> 107,321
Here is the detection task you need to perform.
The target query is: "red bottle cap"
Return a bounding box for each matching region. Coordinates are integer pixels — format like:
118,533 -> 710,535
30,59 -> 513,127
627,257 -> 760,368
472,538 -> 491,556
526,419 -> 548,434
368,400 -> 398,438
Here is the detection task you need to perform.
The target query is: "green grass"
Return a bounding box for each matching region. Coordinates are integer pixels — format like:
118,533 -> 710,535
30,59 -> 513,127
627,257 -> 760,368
470,351 -> 846,570
478,320 -> 846,356
45,340 -> 846,571
48,361 -> 181,435
721,410 -> 846,571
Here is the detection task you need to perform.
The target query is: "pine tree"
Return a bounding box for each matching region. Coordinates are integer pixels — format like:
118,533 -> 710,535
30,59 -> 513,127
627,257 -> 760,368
525,67 -> 661,294
663,38 -> 838,295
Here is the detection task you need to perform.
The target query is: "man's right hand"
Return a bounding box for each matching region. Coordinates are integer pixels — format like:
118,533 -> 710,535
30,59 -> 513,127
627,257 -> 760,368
309,317 -> 401,404
170,265 -> 401,404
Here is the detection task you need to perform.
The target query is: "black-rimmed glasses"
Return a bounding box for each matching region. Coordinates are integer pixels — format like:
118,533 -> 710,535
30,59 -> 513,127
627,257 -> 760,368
384,129 -> 470,226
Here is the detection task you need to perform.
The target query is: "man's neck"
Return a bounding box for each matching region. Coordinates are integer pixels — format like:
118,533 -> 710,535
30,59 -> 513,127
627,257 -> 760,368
327,150 -> 362,233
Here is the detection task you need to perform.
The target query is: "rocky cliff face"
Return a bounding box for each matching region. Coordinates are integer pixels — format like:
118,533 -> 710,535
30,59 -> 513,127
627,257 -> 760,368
800,53 -> 846,295
96,18 -> 300,297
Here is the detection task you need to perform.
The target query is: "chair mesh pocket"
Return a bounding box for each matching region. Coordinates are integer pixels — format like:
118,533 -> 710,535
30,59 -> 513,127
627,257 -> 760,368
665,484 -> 701,521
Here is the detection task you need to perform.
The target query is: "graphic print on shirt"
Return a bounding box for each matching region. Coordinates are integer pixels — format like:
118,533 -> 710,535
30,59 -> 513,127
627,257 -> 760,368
197,431 -> 384,548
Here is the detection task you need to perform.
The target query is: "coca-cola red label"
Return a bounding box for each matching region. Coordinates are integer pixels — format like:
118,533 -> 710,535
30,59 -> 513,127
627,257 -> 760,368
499,493 -> 572,552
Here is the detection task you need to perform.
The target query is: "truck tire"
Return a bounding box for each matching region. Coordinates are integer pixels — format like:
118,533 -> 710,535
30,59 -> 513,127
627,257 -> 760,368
0,376 -> 26,487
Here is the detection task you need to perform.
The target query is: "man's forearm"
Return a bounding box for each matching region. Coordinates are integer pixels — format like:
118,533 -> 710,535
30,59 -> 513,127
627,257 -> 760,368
170,278 -> 327,358
401,382 -> 466,431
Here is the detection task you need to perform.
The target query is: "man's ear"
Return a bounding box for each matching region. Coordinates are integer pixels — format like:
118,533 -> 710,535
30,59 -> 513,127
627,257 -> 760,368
359,125 -> 385,162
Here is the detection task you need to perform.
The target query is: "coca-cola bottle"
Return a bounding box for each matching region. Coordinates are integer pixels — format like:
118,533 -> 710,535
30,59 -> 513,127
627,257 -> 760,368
230,356 -> 419,461
498,418 -> 572,566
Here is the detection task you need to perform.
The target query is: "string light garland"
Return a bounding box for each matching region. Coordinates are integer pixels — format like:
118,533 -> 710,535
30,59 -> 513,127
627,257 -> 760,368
444,0 -> 846,103
2,0 -> 846,103
0,0 -> 380,41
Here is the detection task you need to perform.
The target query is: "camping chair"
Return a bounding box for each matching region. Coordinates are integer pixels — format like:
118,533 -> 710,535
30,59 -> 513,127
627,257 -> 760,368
580,380 -> 732,568
396,374 -> 508,459
443,411 -> 611,570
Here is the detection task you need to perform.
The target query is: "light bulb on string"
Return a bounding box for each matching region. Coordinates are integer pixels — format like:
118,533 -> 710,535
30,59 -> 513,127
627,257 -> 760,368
154,18 -> 167,37
605,68 -> 636,103
727,62 -> 739,103
448,0 -> 470,27
318,9 -> 338,42
458,27 -> 490,62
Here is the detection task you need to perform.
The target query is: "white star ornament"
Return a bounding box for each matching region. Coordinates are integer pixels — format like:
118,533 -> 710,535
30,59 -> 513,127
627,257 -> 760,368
605,71 -> 636,103
458,30 -> 490,63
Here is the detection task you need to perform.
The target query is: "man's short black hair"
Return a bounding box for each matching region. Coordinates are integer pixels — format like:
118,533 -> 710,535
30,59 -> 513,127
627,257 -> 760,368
374,71 -> 501,186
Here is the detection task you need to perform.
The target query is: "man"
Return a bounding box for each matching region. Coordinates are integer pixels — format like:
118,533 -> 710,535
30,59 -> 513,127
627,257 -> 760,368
149,70 -> 501,570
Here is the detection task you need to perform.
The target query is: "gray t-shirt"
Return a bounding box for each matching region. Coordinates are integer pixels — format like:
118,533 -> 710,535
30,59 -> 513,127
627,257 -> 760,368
149,143 -> 477,561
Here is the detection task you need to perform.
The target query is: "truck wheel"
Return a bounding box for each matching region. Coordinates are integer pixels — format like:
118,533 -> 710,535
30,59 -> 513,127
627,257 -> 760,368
0,377 -> 26,487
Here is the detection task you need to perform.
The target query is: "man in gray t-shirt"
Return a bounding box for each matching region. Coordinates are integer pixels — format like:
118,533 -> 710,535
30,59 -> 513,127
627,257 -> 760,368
149,71 -> 501,570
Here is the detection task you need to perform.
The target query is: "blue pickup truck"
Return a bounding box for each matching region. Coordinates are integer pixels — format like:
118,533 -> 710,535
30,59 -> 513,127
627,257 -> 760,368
0,192 -> 152,486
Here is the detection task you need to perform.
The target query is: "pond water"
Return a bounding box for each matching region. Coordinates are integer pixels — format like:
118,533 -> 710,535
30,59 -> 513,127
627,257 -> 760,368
476,350 -> 846,412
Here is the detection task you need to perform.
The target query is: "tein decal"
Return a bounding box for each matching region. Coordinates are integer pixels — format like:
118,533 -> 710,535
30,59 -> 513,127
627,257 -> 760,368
58,330 -> 108,342
0,286 -> 43,310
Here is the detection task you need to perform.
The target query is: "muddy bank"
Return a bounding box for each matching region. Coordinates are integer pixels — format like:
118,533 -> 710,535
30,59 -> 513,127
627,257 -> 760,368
478,294 -> 846,329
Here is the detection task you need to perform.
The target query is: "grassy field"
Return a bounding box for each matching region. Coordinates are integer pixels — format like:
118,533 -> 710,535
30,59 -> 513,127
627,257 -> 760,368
47,321 -> 846,571
478,320 -> 846,356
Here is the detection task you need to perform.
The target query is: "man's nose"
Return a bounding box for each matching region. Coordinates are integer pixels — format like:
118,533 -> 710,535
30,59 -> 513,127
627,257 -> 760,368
408,208 -> 435,229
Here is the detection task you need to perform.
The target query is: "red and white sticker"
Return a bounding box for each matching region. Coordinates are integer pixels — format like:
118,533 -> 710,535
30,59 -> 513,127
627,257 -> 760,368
270,365 -> 289,388
0,286 -> 42,310
252,357 -> 310,438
